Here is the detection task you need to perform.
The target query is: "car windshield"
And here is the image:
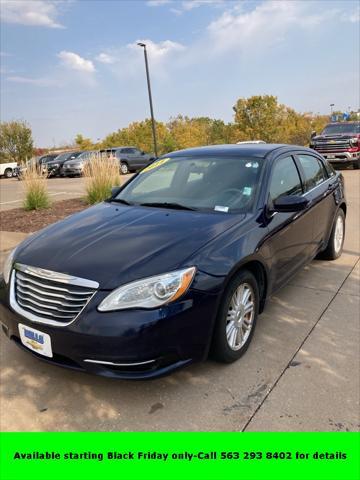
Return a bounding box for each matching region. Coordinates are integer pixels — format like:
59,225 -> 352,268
115,156 -> 264,213
77,151 -> 96,160
38,155 -> 57,163
60,151 -> 82,161
322,123 -> 360,135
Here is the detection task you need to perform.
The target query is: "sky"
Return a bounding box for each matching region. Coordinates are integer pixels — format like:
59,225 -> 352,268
0,0 -> 359,147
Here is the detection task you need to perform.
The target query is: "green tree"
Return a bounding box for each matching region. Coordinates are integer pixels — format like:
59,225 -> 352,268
74,134 -> 94,150
0,120 -> 33,164
101,119 -> 173,156
233,95 -> 292,143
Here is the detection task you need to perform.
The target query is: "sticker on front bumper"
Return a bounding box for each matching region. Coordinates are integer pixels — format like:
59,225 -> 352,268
18,323 -> 53,357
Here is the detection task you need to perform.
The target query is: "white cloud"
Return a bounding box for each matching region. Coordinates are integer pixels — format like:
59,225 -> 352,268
1,0 -> 65,28
96,39 -> 186,81
147,0 -> 224,13
128,39 -> 185,61
95,53 -> 116,64
181,0 -> 224,11
146,0 -> 171,6
207,1 -> 332,54
58,51 -> 95,73
342,8 -> 360,23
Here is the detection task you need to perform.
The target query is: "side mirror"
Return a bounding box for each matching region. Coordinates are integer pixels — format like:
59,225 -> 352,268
311,131 -> 316,139
111,186 -> 122,197
272,195 -> 308,213
141,151 -> 145,155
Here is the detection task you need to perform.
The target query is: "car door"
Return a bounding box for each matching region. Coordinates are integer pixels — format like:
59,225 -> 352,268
264,154 -> 316,292
118,148 -> 135,169
126,148 -> 144,170
133,148 -> 150,169
295,153 -> 337,254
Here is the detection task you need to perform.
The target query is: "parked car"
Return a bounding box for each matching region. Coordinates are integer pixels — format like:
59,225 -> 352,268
0,162 -> 18,178
46,151 -> 82,177
310,121 -> 360,169
16,154 -> 59,180
1,144 -> 346,379
100,147 -> 155,174
62,151 -> 98,177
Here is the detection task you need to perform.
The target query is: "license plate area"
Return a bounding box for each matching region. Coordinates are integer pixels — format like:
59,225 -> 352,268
18,323 -> 53,357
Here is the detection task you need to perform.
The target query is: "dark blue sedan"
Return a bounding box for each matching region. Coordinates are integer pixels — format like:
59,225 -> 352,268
0,144 -> 346,379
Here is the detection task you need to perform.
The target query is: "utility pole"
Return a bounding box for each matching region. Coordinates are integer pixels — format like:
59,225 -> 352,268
137,43 -> 158,158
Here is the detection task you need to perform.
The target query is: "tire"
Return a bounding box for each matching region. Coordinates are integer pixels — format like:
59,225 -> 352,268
211,270 -> 259,363
120,162 -> 129,175
353,160 -> 360,170
320,209 -> 345,260
4,168 -> 13,178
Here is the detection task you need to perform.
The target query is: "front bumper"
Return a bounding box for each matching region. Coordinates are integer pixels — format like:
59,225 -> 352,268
61,165 -> 84,177
47,166 -> 61,176
319,151 -> 360,163
63,167 -> 83,176
0,281 -> 219,379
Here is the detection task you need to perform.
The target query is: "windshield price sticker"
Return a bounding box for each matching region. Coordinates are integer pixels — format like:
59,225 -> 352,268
140,158 -> 170,174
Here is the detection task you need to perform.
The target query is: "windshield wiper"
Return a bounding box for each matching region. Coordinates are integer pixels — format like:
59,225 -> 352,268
108,198 -> 133,206
139,202 -> 197,211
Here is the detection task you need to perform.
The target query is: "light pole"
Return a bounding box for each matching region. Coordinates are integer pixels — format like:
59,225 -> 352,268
137,42 -> 158,158
330,103 -> 335,116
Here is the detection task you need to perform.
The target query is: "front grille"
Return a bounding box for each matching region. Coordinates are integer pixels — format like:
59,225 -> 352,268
314,142 -> 350,152
12,264 -> 98,325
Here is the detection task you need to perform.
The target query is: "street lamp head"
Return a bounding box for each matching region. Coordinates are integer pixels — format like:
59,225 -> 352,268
137,42 -> 146,48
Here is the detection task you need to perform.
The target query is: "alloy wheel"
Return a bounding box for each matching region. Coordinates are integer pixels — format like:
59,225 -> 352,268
334,215 -> 344,254
226,283 -> 255,351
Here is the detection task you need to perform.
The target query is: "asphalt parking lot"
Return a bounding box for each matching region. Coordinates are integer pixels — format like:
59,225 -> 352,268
0,171 -> 359,432
0,175 -> 132,211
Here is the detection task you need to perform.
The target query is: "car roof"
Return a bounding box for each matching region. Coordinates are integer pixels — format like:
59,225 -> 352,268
100,146 -> 137,151
166,144 -> 313,159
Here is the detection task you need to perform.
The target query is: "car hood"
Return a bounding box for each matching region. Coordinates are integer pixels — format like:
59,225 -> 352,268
313,134 -> 354,141
15,202 -> 245,289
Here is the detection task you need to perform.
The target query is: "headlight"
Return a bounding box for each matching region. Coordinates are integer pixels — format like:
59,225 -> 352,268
98,267 -> 196,312
3,247 -> 17,284
350,137 -> 358,146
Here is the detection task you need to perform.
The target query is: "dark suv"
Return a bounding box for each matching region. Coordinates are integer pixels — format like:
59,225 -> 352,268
16,153 -> 59,179
100,147 -> 155,174
47,151 -> 82,177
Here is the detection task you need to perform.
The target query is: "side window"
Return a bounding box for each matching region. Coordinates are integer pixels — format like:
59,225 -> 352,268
269,156 -> 303,202
297,154 -> 327,191
324,160 -> 336,177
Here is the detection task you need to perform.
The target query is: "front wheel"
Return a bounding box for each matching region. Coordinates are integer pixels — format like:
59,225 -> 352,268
320,209 -> 345,260
4,168 -> 13,178
211,270 -> 259,363
120,162 -> 129,175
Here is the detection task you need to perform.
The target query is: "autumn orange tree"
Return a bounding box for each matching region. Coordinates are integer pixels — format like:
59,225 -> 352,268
77,95 -> 333,154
